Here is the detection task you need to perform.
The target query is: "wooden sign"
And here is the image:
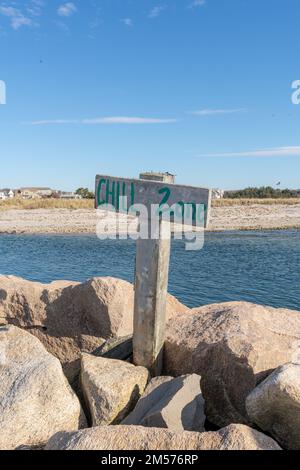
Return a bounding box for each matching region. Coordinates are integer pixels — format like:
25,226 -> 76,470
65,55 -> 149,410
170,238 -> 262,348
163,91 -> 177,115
95,175 -> 211,228
95,174 -> 211,375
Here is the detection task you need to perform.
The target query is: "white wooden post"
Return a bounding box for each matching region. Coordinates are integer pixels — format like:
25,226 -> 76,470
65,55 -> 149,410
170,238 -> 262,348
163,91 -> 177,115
133,218 -> 171,376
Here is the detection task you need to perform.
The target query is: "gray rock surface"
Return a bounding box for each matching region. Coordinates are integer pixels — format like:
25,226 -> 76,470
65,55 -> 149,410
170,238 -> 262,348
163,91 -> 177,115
165,301 -> 300,427
0,275 -> 189,382
0,325 -> 86,450
45,424 -> 281,450
246,362 -> 300,450
80,353 -> 149,425
123,374 -> 205,432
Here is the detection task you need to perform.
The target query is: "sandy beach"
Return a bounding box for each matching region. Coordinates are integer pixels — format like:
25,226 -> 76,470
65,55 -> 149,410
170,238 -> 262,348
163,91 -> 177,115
0,203 -> 300,234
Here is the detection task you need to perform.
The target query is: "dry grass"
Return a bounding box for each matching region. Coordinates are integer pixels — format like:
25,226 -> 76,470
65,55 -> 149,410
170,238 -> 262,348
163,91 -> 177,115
0,198 -> 94,211
212,198 -> 300,207
1,197 -> 300,212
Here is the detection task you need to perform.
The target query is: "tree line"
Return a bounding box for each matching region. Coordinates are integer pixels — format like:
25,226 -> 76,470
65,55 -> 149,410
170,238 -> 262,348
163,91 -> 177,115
224,187 -> 299,199
75,188 -> 95,199
74,186 -> 299,200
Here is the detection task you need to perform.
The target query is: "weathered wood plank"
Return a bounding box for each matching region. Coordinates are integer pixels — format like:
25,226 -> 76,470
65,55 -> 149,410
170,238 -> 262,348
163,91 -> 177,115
95,175 -> 211,228
133,220 -> 171,375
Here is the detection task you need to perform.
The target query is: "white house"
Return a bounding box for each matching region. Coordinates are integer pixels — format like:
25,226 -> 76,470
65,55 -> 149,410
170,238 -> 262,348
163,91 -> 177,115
59,191 -> 82,200
0,189 -> 14,200
212,189 -> 225,199
20,187 -> 53,199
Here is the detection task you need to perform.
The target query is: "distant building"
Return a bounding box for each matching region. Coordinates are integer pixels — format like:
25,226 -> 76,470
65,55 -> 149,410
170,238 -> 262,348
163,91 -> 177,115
295,189 -> 300,198
0,188 -> 15,200
139,172 -> 176,184
212,189 -> 225,199
20,187 -> 53,199
59,191 -> 82,200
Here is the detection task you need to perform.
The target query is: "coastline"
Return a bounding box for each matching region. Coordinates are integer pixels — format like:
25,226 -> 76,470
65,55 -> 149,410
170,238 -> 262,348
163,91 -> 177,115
0,203 -> 300,234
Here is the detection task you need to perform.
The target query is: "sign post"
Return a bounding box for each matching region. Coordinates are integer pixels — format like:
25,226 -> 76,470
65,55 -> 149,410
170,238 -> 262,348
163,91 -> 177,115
133,218 -> 171,375
95,175 -> 211,375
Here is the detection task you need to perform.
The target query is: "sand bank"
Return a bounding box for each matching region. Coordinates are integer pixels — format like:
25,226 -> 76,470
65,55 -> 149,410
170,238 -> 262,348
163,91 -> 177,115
0,203 -> 300,234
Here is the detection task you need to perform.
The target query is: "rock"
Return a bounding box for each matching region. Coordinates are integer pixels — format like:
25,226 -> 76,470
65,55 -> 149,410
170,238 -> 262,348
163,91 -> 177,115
0,325 -> 86,450
246,363 -> 300,450
80,354 -> 149,426
45,424 -> 281,450
123,374 -> 205,432
166,293 -> 190,320
0,275 -> 189,383
164,301 -> 300,427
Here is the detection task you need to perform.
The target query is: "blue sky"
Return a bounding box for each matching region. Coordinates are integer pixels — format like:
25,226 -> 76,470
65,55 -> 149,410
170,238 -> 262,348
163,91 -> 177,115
0,0 -> 300,191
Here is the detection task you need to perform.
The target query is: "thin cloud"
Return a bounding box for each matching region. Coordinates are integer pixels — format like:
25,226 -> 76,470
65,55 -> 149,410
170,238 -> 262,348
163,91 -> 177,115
11,16 -> 32,29
189,0 -> 206,8
0,5 -> 21,16
197,147 -> 300,157
121,18 -> 133,27
57,2 -> 78,17
190,108 -> 247,116
0,6 -> 19,16
26,0 -> 45,17
28,116 -> 178,125
29,119 -> 79,125
0,5 -> 33,30
83,117 -> 176,124
54,20 -> 71,35
148,6 -> 166,19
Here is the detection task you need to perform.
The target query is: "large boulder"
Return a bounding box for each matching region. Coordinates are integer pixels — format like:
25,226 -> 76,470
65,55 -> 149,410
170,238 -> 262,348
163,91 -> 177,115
123,374 -> 205,432
164,301 -> 300,427
45,424 -> 281,450
80,354 -> 149,426
246,363 -> 300,450
0,325 -> 86,450
0,275 -> 189,382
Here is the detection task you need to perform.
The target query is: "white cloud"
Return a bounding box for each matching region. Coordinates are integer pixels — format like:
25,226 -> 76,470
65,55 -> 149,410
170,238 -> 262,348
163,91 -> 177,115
30,119 -> 78,125
189,0 -> 206,8
57,2 -> 77,17
27,0 -> 45,17
191,108 -> 246,116
11,16 -> 32,30
121,18 -> 133,27
197,147 -> 300,157
54,20 -> 70,35
82,117 -> 176,124
0,6 -> 20,17
0,5 -> 33,30
28,116 -> 177,125
148,6 -> 166,19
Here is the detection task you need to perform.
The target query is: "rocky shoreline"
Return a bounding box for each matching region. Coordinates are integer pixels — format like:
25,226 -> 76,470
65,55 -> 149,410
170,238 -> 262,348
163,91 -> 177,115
0,203 -> 300,234
0,274 -> 300,450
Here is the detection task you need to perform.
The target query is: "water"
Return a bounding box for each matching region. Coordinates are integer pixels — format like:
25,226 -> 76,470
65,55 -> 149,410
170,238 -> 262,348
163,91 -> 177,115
0,230 -> 299,311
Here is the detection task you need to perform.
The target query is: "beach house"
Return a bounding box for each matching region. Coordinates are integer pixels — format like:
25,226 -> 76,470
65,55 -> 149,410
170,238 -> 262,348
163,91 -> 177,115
212,189 -> 225,199
59,191 -> 82,199
20,187 -> 53,199
0,189 -> 14,200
